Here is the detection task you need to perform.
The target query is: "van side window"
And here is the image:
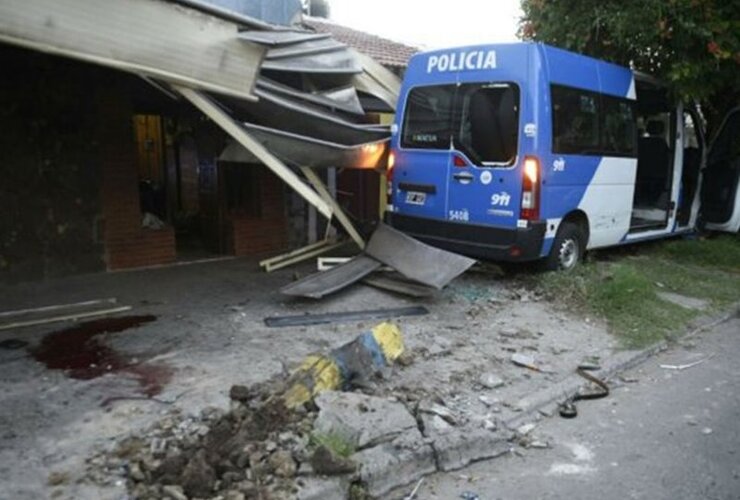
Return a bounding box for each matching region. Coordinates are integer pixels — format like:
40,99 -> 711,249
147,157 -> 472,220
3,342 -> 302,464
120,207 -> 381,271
552,85 -> 599,154
602,96 -> 638,156
552,84 -> 638,157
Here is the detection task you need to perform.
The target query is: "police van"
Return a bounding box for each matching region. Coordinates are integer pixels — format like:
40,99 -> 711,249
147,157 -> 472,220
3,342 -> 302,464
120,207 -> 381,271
385,42 -> 736,270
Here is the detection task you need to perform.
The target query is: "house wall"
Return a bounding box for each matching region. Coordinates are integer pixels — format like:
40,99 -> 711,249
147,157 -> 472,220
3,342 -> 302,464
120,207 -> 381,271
96,78 -> 176,271
225,165 -> 289,256
0,46 -> 105,283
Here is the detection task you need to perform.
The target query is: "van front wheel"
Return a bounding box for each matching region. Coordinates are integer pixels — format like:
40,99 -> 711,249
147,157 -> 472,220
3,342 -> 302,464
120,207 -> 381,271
543,222 -> 585,271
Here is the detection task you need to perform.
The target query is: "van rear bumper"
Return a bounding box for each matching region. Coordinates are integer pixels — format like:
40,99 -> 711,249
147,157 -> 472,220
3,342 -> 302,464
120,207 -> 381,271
385,213 -> 546,262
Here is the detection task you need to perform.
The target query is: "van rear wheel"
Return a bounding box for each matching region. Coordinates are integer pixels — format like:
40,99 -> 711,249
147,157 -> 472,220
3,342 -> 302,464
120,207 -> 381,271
544,222 -> 585,271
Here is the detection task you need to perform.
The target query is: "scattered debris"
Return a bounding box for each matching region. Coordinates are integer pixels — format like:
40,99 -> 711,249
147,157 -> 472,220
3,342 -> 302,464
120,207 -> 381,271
516,423 -> 537,435
478,373 -> 505,389
660,354 -> 715,371
511,353 -> 539,371
418,401 -> 459,426
317,256 -> 351,271
281,223 -> 475,299
702,427 -> 713,435
460,491 -> 480,500
264,306 -> 428,328
404,477 -> 424,500
559,366 -> 609,419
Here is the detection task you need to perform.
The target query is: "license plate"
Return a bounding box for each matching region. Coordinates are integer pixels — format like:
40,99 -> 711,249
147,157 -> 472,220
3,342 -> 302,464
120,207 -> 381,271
405,191 -> 426,205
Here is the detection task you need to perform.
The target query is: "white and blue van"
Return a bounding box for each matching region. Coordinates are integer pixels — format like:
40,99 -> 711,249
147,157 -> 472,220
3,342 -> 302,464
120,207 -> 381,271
385,42 -> 734,270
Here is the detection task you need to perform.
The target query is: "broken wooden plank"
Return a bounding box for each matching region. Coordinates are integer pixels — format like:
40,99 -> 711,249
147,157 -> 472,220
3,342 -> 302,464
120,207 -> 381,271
0,298 -> 118,319
0,306 -> 134,332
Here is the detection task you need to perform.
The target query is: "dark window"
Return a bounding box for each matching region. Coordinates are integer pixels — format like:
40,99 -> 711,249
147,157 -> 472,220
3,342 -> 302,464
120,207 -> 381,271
552,85 -> 599,154
402,85 -> 456,150
601,95 -> 637,156
457,84 -> 519,164
552,84 -> 638,157
402,83 -> 520,166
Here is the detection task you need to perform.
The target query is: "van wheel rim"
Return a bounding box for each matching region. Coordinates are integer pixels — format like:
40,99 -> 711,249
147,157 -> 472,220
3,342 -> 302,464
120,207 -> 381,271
559,239 -> 578,269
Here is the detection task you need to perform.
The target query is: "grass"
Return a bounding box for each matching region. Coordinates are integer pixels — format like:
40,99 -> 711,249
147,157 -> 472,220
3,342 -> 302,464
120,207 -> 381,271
533,234 -> 740,348
309,432 -> 356,458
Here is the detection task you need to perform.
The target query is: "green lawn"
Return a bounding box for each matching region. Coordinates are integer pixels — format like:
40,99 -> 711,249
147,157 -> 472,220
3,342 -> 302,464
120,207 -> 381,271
533,234 -> 740,348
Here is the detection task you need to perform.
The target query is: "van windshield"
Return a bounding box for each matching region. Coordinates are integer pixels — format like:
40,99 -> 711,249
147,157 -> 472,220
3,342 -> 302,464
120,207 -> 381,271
401,83 -> 520,166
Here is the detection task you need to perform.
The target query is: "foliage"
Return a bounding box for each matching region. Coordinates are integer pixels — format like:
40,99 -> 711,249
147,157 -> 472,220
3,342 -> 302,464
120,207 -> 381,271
519,0 -> 740,133
309,432 -> 356,457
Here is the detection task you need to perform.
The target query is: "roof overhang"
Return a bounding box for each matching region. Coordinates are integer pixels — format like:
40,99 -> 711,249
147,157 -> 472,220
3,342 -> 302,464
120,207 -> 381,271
0,0 -> 266,101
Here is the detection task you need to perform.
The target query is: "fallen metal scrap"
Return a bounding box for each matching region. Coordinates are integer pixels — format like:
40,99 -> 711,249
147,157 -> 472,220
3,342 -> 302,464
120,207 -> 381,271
280,255 -> 381,298
264,306 -> 428,328
280,223 -> 476,299
365,224 -> 477,290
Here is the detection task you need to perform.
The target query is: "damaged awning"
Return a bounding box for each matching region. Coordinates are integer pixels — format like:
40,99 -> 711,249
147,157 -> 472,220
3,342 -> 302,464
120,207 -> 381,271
219,122 -> 388,170
0,0 -> 406,266
0,0 -> 265,101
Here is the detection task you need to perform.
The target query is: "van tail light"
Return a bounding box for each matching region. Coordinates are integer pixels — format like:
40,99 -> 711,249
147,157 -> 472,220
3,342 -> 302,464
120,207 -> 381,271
453,154 -> 468,167
520,156 -> 540,221
386,150 -> 396,199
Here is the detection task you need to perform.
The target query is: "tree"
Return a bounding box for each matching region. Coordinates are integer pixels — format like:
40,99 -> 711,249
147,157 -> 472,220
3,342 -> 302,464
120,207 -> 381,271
519,0 -> 740,135
303,0 -> 331,18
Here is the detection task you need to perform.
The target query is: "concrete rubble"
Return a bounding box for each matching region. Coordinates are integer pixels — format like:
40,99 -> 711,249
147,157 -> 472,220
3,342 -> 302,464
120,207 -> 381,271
0,263 -> 636,499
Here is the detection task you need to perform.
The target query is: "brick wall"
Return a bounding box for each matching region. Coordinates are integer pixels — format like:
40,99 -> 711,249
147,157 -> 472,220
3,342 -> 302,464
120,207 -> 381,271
0,46 -> 105,283
97,80 -> 176,270
229,167 -> 288,256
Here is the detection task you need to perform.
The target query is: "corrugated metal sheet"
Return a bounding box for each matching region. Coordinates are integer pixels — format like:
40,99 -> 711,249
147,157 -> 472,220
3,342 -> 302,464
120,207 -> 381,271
219,122 -> 388,169
256,78 -> 365,116
219,89 -> 389,145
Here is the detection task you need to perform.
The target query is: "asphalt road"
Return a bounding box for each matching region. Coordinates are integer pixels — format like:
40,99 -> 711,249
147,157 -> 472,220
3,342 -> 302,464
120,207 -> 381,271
412,317 -> 740,500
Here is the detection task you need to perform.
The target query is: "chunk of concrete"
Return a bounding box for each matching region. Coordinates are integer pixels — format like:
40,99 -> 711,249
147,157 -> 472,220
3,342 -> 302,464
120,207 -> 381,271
296,476 -> 350,500
432,428 -> 510,472
478,373 -> 505,389
657,292 -> 709,310
353,429 -> 436,498
314,391 -> 418,449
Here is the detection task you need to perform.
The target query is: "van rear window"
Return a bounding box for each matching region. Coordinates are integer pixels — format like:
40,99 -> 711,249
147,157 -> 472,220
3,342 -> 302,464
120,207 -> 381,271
401,83 -> 520,166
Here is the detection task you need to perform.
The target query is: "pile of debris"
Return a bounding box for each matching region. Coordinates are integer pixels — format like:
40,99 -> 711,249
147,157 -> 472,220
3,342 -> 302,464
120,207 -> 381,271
86,379 -> 322,500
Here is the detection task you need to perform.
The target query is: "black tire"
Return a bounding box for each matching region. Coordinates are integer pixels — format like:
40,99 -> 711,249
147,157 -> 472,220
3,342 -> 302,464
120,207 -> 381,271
543,222 -> 586,271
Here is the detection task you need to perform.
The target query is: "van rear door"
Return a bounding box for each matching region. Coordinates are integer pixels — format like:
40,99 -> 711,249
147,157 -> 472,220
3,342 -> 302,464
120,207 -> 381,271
445,83 -> 521,225
394,85 -> 456,221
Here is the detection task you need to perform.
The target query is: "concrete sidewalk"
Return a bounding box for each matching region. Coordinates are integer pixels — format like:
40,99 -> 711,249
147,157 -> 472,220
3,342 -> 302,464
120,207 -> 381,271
0,258 -> 645,499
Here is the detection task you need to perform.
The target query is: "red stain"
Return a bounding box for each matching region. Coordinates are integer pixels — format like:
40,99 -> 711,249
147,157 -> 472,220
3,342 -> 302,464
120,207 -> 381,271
32,315 -> 173,398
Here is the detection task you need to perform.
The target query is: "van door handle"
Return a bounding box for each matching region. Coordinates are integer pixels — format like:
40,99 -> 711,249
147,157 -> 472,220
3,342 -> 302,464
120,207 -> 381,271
453,172 -> 474,183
